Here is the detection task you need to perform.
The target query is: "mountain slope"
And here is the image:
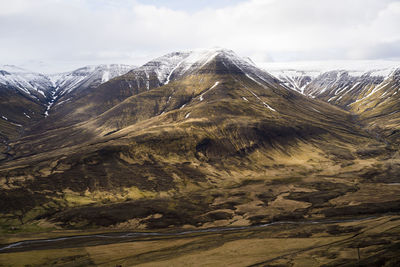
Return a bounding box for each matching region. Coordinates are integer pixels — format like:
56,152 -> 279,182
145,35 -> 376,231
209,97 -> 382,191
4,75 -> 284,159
304,69 -> 394,107
351,69 -> 400,143
2,49 -> 396,232
0,65 -> 54,157
36,48 -> 279,131
21,64 -> 135,133
0,65 -> 54,101
267,63 -> 400,144
0,64 -> 136,160
49,64 -> 135,98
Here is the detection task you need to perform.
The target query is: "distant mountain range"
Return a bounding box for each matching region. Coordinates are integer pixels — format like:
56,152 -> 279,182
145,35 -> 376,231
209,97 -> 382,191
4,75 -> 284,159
267,62 -> 400,144
0,64 -> 134,138
0,48 -> 399,233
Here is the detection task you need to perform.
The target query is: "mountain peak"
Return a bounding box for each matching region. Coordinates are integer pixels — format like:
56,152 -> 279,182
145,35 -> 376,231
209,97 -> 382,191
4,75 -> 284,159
133,48 -> 265,86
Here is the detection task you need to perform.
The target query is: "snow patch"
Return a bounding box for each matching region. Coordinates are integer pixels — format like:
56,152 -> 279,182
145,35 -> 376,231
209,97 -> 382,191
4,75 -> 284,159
199,81 -> 220,101
311,107 -> 321,113
327,96 -> 336,102
1,115 -> 21,126
144,70 -> 150,90
352,80 -> 389,104
165,59 -> 185,85
248,90 -> 276,112
101,70 -> 110,83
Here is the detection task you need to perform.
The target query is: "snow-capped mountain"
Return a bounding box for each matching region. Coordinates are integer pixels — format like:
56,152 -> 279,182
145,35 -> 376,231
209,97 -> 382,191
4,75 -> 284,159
126,48 -> 279,90
27,48 -> 287,132
267,69 -> 319,94
304,69 -> 392,105
0,65 -> 54,101
263,61 -> 400,108
264,61 -> 400,144
0,64 -> 136,133
0,65 -> 55,137
43,64 -> 135,117
0,64 -> 135,107
50,64 -> 135,98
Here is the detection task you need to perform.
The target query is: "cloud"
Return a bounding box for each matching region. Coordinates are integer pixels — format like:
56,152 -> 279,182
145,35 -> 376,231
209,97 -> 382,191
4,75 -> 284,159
0,0 -> 399,72
349,40 -> 400,59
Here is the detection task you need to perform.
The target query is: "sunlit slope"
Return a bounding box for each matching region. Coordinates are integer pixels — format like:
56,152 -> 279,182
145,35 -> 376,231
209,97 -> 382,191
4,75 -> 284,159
0,50 -> 395,231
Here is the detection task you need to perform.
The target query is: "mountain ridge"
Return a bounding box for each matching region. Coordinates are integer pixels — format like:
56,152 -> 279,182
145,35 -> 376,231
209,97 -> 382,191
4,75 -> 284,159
264,62 -> 400,144
0,49 -> 399,241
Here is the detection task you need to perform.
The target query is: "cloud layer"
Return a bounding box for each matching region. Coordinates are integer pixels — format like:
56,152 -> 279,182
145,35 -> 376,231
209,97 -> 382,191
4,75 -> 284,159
1,0 -> 399,72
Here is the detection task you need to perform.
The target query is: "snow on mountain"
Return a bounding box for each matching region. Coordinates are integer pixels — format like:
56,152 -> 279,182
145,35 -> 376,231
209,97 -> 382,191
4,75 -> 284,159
267,69 -> 318,94
2,54 -> 398,122
261,60 -> 400,76
135,48 -> 231,85
39,64 -> 135,117
0,64 -> 136,119
260,60 -> 400,110
132,48 -> 278,88
261,60 -> 400,94
50,64 -> 135,97
0,65 -> 54,100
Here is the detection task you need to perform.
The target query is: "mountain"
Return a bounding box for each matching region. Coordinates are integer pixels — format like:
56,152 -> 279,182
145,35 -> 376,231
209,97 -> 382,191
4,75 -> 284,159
44,64 -> 134,116
0,65 -> 53,155
0,63 -> 135,162
266,62 -> 400,144
267,69 -> 319,94
265,61 -> 399,107
28,49 -> 277,131
351,69 -> 400,144
2,48 -> 398,234
49,64 -> 134,98
0,65 -> 54,101
0,64 -> 134,134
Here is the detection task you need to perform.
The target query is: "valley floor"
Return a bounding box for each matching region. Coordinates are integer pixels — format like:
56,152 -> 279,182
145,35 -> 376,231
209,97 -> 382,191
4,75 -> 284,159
0,214 -> 399,266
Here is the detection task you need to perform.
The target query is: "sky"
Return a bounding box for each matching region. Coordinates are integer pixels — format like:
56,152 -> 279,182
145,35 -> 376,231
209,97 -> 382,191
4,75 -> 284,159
0,0 -> 400,73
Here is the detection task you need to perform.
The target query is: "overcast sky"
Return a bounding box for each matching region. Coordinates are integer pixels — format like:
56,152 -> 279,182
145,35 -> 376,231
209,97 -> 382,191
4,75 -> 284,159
1,0 -> 400,73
